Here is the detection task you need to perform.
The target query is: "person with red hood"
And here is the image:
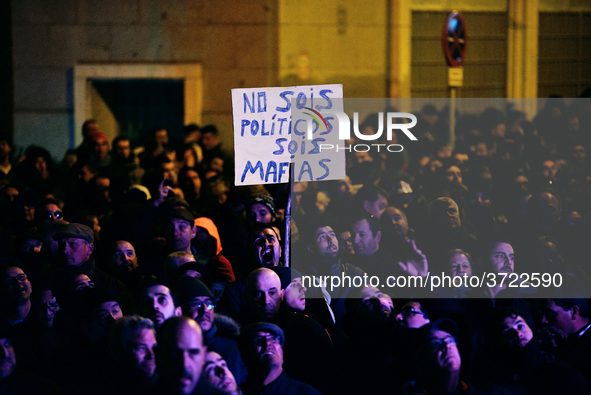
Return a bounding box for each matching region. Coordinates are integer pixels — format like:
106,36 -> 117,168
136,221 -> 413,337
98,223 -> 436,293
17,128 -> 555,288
193,216 -> 236,300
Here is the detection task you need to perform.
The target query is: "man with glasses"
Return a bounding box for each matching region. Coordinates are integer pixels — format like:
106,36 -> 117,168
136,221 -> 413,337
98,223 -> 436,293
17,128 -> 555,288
176,276 -> 246,384
34,198 -> 65,227
0,266 -> 42,376
396,300 -> 430,329
238,322 -> 320,395
1,266 -> 33,330
32,282 -> 59,329
407,318 -> 468,394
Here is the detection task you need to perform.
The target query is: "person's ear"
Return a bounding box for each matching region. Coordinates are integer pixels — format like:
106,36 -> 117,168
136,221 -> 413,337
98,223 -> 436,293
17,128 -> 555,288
306,244 -> 315,254
375,231 -> 382,243
571,305 -> 580,320
87,242 -> 95,255
174,306 -> 182,317
280,289 -> 285,301
190,226 -> 197,239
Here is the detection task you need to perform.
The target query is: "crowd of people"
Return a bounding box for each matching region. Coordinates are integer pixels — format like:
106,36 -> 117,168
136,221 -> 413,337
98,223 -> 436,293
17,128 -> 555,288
1,96 -> 591,394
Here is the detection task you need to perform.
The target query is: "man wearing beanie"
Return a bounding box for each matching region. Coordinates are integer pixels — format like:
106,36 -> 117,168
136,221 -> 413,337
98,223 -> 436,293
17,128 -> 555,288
247,195 -> 276,226
238,322 -> 320,395
176,276 -> 247,384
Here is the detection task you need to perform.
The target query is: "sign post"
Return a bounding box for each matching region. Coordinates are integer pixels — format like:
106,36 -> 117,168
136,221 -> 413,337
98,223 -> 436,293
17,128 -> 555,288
442,11 -> 467,150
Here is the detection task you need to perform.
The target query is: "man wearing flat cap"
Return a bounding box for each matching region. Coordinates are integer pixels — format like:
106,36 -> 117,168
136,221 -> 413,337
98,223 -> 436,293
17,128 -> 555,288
176,276 -> 247,384
55,223 -> 95,268
52,223 -> 134,313
238,322 -> 320,395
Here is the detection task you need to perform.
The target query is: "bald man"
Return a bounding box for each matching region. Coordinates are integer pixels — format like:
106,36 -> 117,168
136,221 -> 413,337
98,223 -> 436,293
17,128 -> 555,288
109,240 -> 141,287
154,316 -> 225,395
243,269 -> 333,392
246,268 -> 284,322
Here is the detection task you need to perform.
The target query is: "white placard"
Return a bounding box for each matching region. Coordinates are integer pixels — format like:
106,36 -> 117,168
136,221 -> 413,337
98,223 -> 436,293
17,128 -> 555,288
232,84 -> 345,186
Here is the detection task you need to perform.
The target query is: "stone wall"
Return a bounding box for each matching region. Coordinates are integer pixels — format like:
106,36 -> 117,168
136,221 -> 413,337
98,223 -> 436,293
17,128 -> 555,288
12,0 -> 276,159
278,0 -> 388,98
11,0 -> 591,160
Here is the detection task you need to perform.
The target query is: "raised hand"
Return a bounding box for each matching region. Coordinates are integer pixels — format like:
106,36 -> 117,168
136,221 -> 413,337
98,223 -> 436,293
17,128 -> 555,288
154,178 -> 174,206
398,239 -> 428,277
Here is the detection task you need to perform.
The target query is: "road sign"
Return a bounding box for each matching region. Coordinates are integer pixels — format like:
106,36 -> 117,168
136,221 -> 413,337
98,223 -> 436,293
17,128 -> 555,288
448,67 -> 463,87
442,11 -> 467,67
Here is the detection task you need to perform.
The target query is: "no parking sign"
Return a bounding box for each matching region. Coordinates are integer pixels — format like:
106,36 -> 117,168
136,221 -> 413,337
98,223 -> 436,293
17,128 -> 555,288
442,11 -> 467,68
